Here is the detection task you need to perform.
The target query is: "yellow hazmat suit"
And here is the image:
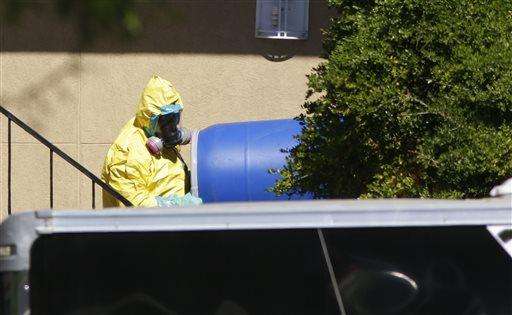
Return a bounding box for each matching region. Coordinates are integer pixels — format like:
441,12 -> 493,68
101,75 -> 186,207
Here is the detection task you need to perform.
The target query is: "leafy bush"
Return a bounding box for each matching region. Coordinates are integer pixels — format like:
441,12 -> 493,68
274,0 -> 512,199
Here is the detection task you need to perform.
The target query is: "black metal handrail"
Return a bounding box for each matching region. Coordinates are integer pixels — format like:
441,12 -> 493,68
1,106 -> 132,214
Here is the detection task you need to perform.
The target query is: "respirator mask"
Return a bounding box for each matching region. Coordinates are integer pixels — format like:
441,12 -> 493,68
146,112 -> 191,155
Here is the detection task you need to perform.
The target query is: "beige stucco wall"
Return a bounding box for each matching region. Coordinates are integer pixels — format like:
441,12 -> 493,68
0,1 -> 331,219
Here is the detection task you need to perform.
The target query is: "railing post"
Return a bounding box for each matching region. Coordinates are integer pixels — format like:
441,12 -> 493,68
50,150 -> 54,209
7,119 -> 12,215
92,181 -> 95,209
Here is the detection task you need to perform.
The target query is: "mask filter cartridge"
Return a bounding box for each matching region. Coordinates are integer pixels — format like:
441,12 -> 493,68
146,136 -> 164,155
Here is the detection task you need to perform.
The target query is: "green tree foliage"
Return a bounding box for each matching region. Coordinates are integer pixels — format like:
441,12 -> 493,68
273,0 -> 512,199
1,0 -> 149,44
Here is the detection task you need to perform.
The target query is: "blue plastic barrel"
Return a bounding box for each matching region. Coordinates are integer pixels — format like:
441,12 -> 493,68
191,119 -> 311,203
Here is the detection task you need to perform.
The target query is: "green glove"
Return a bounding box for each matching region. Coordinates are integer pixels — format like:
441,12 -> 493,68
156,193 -> 203,207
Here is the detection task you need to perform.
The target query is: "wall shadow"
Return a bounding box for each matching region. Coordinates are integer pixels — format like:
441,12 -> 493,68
2,0 -> 334,56
0,57 -> 80,132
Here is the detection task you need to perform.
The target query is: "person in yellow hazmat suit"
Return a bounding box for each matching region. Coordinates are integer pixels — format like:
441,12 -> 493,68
101,75 -> 201,208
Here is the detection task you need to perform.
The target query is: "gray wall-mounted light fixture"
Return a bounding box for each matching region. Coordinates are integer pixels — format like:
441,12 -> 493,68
255,0 -> 309,40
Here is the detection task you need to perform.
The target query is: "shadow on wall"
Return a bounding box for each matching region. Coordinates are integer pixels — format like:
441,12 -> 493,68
1,58 -> 81,132
2,0 -> 333,56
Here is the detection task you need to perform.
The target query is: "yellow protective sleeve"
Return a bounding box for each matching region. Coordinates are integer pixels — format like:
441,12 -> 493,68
105,159 -> 158,207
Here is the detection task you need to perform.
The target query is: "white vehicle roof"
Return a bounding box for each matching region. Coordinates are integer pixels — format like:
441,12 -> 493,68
1,197 -> 511,271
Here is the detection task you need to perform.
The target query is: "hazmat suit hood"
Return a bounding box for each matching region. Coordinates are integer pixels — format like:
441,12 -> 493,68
134,75 -> 184,137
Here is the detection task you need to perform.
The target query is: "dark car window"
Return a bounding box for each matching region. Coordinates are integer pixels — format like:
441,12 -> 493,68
28,226 -> 512,315
323,226 -> 512,315
30,229 -> 340,315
